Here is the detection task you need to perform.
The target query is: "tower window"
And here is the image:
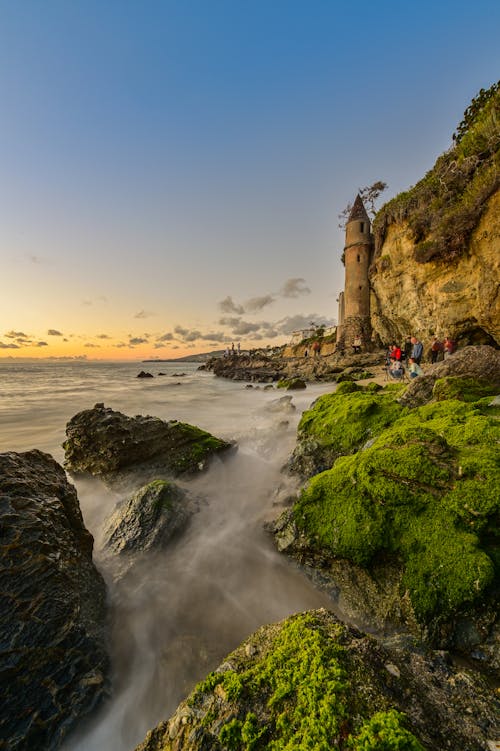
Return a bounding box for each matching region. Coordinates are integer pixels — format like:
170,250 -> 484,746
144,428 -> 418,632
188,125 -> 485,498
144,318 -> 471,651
357,254 -> 360,262
359,285 -> 363,290
360,222 -> 364,233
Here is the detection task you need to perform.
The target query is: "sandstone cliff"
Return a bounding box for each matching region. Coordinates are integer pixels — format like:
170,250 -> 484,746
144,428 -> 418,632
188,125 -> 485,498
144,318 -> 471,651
370,188 -> 500,346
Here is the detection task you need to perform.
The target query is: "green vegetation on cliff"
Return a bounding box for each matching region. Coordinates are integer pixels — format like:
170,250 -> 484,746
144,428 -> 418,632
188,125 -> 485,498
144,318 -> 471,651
294,395 -> 499,626
373,81 -> 500,264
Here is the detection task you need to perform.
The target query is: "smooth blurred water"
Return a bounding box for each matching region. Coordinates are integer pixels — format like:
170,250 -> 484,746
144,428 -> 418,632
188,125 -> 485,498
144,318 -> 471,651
0,360 -> 339,751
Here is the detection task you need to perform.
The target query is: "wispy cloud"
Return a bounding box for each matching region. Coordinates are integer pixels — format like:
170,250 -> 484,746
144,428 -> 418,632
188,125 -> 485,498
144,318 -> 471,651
0,341 -> 20,349
96,333 -> 111,339
245,294 -> 275,312
47,329 -> 63,336
5,330 -> 28,339
34,341 -> 48,347
134,310 -> 154,319
129,336 -> 149,346
156,332 -> 174,342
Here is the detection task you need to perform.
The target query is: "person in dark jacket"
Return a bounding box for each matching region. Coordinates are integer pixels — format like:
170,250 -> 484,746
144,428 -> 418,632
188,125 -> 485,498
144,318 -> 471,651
410,336 -> 423,365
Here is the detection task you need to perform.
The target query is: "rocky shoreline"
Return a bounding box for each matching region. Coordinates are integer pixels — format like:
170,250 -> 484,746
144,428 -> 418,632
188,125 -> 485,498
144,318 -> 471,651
1,347 -> 499,750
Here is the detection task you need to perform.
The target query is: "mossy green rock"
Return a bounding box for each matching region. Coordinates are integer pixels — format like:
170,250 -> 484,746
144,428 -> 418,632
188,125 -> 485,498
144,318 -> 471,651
64,403 -> 232,490
287,385 -> 405,478
133,610 -> 499,751
292,399 -> 499,636
432,375 -> 499,402
276,378 -> 307,390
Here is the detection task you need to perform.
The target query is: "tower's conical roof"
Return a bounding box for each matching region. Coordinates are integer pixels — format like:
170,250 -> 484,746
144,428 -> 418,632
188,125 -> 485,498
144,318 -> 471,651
348,194 -> 370,222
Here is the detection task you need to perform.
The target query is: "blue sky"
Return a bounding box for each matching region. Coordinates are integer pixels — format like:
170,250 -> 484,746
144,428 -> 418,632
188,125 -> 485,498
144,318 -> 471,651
1,0 -> 499,358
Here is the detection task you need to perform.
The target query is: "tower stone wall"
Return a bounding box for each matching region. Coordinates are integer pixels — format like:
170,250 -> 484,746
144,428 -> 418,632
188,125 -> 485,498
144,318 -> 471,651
336,195 -> 373,352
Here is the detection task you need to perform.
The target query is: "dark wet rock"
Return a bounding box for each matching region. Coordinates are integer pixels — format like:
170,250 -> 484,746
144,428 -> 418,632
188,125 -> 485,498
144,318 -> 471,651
102,480 -> 192,558
137,371 -> 154,378
171,373 -> 186,377
205,353 -> 286,383
63,403 -> 232,490
158,372 -> 166,376
0,450 -> 109,751
133,609 -> 499,751
399,345 -> 500,408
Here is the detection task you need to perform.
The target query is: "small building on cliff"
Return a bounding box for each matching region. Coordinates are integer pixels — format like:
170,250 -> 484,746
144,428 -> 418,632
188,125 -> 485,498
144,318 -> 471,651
336,194 -> 373,351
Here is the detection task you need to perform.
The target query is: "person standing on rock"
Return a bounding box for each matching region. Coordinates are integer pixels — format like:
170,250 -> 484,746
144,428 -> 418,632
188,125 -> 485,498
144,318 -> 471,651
443,337 -> 456,358
352,335 -> 362,354
430,337 -> 443,364
410,336 -> 423,365
304,347 -> 308,358
404,336 -> 412,362
237,342 -> 241,355
312,341 -> 320,357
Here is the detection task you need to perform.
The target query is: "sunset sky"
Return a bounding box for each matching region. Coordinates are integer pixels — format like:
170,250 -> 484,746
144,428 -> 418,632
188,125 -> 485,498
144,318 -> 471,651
1,1 -> 499,360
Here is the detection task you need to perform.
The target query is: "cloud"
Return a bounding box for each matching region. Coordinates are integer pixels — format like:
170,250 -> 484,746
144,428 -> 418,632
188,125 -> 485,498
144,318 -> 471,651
157,332 -> 174,342
47,329 -> 63,336
5,330 -> 28,339
218,296 -> 245,314
174,325 -> 203,342
153,343 -> 166,349
96,333 -> 111,339
84,343 -> 100,348
134,310 -> 154,319
35,341 -> 48,347
0,341 -> 20,349
275,314 -> 334,335
281,278 -> 311,298
218,316 -> 241,327
245,294 -> 275,312
199,331 -> 227,343
230,320 -> 263,336
129,337 -> 149,346
115,343 -> 128,348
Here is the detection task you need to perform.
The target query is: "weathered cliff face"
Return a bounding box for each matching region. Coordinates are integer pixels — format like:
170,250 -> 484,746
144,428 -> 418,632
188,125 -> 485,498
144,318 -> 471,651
369,187 -> 500,348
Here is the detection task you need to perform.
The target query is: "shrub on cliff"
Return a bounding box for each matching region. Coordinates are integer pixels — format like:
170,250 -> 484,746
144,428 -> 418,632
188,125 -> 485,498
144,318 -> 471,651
373,81 -> 500,264
293,399 -> 499,629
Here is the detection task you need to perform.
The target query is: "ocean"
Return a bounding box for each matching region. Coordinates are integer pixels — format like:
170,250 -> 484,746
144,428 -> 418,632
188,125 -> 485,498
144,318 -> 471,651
0,360 -> 337,751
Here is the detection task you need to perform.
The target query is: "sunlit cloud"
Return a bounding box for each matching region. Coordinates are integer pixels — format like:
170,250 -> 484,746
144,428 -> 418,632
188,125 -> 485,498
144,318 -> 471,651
129,336 -> 149,346
96,334 -> 111,339
34,341 -> 48,347
47,329 -> 63,336
0,341 -> 20,349
5,330 -> 28,339
156,332 -> 174,342
84,343 -> 100,348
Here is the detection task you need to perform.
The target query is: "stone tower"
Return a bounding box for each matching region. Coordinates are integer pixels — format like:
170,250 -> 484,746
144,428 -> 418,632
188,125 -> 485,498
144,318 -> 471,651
336,194 -> 373,351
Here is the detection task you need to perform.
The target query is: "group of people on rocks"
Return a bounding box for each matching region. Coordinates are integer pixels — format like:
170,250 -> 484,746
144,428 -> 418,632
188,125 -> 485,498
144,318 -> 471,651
224,342 -> 241,357
385,334 -> 456,380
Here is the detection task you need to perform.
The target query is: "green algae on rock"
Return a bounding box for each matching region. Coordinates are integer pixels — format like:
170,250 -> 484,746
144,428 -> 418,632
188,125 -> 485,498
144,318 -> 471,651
64,403 -> 232,489
287,384 -> 405,478
276,377 -> 307,390
290,398 -> 499,635
133,610 -> 499,751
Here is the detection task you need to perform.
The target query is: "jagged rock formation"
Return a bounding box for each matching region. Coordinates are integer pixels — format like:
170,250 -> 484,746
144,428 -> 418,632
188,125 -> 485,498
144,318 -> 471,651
370,84 -> 500,347
102,480 -> 192,558
64,403 -> 232,489
134,609 -> 499,751
0,450 -> 109,750
398,344 -> 500,408
276,348 -> 500,671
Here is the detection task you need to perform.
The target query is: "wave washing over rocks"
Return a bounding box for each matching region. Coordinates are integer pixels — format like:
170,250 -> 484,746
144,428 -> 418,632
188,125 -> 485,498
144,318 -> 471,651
0,350 -> 499,750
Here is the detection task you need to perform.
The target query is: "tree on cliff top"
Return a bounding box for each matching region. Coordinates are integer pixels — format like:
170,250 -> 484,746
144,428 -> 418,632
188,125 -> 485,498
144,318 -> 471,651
338,181 -> 388,229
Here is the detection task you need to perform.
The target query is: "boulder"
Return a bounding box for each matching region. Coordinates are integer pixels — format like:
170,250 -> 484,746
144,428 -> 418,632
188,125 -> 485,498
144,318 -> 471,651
102,480 -> 191,559
133,609 -> 499,751
276,377 -> 306,390
0,450 -> 109,750
63,403 -> 232,489
399,345 -> 500,408
137,371 -> 154,378
280,395 -> 500,668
